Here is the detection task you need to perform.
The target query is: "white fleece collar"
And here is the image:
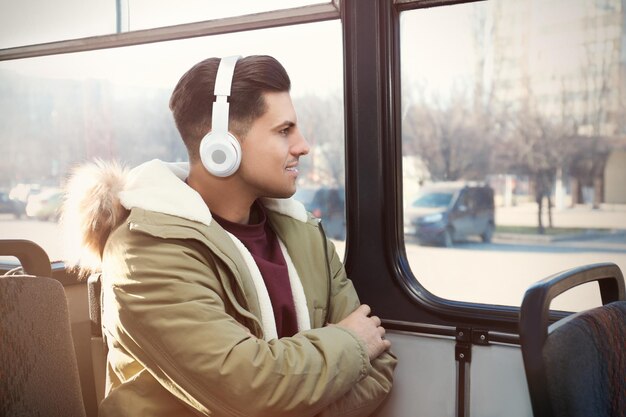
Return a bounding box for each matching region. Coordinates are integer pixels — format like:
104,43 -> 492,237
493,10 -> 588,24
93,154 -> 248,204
118,159 -> 308,225
227,232 -> 311,341
118,159 -> 312,340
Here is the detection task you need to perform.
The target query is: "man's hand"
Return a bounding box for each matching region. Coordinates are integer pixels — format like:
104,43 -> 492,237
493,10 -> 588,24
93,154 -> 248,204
334,304 -> 391,361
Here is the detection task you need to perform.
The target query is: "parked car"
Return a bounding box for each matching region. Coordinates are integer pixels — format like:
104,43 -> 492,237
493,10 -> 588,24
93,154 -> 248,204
405,182 -> 495,247
25,187 -> 64,221
0,191 -> 25,218
294,186 -> 346,240
9,183 -> 42,203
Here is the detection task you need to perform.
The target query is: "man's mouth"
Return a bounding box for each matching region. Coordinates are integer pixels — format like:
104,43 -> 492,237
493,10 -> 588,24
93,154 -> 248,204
286,162 -> 299,173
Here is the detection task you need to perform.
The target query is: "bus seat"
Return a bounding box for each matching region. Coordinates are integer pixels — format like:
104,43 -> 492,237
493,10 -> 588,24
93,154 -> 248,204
88,272 -> 107,405
543,302 -> 626,417
0,274 -> 87,417
519,262 -> 626,417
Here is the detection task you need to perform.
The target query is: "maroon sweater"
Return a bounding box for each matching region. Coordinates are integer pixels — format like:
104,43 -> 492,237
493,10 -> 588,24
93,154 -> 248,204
213,202 -> 299,338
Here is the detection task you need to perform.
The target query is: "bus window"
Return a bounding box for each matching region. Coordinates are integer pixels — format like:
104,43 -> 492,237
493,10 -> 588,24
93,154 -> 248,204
0,19 -> 346,261
400,1 -> 626,312
0,0 -> 330,49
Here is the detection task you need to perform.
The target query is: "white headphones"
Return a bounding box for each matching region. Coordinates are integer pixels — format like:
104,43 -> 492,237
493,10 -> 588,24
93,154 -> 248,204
199,55 -> 242,177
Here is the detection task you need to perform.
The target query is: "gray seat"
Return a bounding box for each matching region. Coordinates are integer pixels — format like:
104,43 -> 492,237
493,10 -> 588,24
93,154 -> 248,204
544,301 -> 626,417
0,274 -> 87,417
520,262 -> 626,417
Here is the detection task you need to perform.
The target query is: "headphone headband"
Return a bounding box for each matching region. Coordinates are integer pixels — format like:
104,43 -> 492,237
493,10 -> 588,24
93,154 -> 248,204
214,55 -> 240,96
211,55 -> 241,133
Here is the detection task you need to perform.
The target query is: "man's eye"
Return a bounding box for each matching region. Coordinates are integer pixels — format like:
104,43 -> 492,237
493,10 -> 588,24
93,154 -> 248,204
280,128 -> 289,135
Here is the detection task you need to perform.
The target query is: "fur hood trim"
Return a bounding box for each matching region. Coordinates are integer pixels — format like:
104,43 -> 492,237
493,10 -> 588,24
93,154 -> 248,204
61,159 -> 130,274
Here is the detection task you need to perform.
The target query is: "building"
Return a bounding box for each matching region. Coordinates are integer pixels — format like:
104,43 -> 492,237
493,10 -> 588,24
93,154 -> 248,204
486,0 -> 626,204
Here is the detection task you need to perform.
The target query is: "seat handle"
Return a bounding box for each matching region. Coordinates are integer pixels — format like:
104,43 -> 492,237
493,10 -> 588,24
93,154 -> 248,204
521,262 -> 624,346
0,239 -> 52,277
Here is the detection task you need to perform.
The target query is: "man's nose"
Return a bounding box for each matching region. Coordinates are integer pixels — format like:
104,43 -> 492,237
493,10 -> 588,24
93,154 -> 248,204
292,130 -> 310,156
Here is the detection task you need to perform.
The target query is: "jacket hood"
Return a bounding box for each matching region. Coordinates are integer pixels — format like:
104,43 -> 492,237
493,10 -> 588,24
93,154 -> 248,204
61,158 -> 308,273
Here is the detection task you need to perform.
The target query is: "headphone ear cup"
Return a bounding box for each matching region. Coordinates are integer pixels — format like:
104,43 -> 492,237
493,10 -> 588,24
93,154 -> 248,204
200,131 -> 242,177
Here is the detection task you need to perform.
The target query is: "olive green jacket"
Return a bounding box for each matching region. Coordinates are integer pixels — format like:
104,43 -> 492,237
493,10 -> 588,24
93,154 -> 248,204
84,160 -> 396,417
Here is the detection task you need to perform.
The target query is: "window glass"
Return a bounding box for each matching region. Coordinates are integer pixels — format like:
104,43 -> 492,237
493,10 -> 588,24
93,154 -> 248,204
0,0 -> 117,48
127,0 -> 330,31
0,0 -> 331,49
0,20 -> 346,262
400,0 -> 626,311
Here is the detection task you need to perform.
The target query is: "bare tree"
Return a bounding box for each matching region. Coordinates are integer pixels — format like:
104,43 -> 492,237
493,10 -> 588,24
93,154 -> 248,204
571,0 -> 621,207
402,93 -> 494,182
511,116 -> 557,232
500,88 -> 577,232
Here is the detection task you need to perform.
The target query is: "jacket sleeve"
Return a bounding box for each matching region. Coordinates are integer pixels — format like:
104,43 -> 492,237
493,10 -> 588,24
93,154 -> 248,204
102,226 -> 373,417
317,239 -> 397,417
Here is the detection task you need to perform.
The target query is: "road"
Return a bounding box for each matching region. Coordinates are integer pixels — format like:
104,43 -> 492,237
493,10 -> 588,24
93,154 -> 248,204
2,214 -> 626,312
401,234 -> 626,311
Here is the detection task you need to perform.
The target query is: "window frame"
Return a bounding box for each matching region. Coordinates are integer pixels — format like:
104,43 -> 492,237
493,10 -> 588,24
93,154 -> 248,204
342,0 -> 568,338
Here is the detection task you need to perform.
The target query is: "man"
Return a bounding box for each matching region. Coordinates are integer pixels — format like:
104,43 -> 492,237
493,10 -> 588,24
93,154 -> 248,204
62,55 -> 396,416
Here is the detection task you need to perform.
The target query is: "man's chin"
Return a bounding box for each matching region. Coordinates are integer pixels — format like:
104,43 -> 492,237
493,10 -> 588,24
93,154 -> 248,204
263,188 -> 296,200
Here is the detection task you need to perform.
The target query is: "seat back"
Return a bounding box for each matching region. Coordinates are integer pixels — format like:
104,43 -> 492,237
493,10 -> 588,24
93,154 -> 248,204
88,272 -> 107,404
543,301 -> 626,417
0,275 -> 87,417
519,262 -> 626,417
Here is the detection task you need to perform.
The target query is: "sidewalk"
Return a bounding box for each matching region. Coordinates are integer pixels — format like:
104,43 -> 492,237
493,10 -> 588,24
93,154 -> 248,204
494,202 -> 626,243
495,202 -> 626,230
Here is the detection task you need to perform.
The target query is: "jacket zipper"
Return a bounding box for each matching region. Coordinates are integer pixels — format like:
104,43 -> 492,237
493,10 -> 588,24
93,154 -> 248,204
317,219 -> 332,325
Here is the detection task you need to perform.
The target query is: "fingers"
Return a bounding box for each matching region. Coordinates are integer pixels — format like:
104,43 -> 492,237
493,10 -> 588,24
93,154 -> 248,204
357,304 -> 371,316
337,304 -> 391,360
381,338 -> 392,351
372,327 -> 391,358
378,325 -> 390,346
371,312 -> 390,355
377,325 -> 386,339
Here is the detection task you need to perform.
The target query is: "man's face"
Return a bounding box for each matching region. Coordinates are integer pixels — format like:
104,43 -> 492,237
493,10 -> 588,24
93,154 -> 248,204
237,91 -> 310,199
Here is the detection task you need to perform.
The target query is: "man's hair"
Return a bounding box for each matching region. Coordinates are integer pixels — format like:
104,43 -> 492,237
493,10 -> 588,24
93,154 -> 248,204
169,55 -> 291,162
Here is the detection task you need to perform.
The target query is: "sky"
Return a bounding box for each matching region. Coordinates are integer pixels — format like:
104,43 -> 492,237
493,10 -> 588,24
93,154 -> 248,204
400,2 -> 484,104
